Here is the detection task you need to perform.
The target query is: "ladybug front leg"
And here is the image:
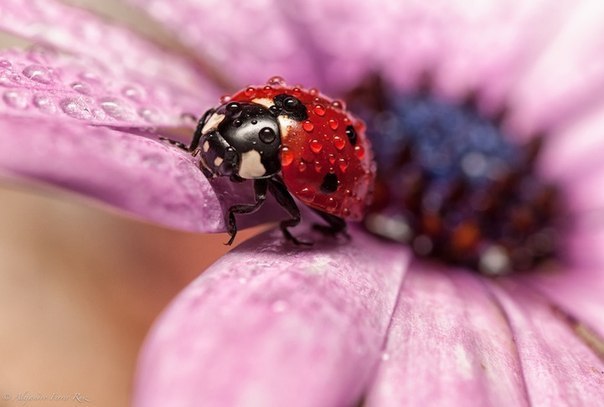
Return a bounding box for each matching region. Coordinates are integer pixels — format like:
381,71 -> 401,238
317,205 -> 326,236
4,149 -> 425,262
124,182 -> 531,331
267,177 -> 312,246
225,179 -> 268,245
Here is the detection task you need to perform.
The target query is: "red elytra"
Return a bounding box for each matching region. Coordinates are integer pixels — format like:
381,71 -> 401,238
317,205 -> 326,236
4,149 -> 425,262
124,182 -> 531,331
230,83 -> 376,220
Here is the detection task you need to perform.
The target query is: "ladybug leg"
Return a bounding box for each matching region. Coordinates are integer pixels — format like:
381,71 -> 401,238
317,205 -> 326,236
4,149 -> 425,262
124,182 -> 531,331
189,108 -> 216,152
225,179 -> 268,245
158,137 -> 189,151
311,210 -> 350,239
268,177 -> 313,246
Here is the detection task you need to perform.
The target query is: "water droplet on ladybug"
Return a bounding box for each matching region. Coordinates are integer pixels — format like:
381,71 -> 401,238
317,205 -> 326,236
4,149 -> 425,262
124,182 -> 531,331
263,85 -> 272,91
244,87 -> 255,97
313,104 -> 326,116
298,187 -> 315,202
292,87 -> 302,95
338,158 -> 349,173
331,100 -> 346,109
343,208 -> 351,217
334,136 -> 346,150
251,119 -> 258,125
328,154 -> 336,165
233,119 -> 243,127
326,197 -> 338,210
226,102 -> 241,113
309,88 -> 318,96
220,95 -> 232,104
303,120 -> 314,132
267,76 -> 285,86
310,139 -> 323,153
281,146 -> 294,166
298,161 -> 307,172
328,119 -> 339,130
354,145 -> 365,158
259,127 -> 276,144
314,161 -> 323,173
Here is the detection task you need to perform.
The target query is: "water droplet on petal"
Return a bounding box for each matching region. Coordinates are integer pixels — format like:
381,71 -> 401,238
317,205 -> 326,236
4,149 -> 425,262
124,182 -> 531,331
281,146 -> 294,166
99,97 -> 135,120
328,118 -> 339,130
71,81 -> 92,95
32,94 -> 56,114
78,71 -> 101,84
310,139 -> 323,153
381,352 -> 391,361
122,85 -> 145,102
22,65 -> 52,84
0,60 -> 11,68
267,76 -> 285,86
3,90 -> 28,109
60,97 -> 92,120
138,107 -> 161,123
271,300 -> 288,313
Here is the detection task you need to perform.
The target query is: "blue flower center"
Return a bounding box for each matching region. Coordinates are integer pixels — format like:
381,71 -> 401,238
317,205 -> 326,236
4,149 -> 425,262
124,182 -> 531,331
347,76 -> 561,274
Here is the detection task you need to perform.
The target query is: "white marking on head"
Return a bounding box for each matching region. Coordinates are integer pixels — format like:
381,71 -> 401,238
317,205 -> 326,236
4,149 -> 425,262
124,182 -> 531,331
277,117 -> 296,141
202,113 -> 225,134
213,156 -> 224,167
202,141 -> 210,152
251,98 -> 274,108
238,150 -> 266,179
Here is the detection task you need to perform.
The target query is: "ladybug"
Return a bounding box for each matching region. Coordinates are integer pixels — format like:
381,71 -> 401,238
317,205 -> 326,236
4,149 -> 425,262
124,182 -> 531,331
166,77 -> 375,245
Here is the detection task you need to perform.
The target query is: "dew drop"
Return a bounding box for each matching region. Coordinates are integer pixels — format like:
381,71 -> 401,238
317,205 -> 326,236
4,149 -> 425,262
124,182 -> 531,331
99,97 -> 135,121
354,145 -> 365,158
60,97 -> 92,120
343,207 -> 351,217
122,85 -> 145,102
219,94 -> 232,104
271,300 -> 288,313
326,197 -> 338,210
0,60 -> 11,68
310,139 -> 323,153
22,65 -> 52,84
328,154 -> 336,165
32,94 -> 56,114
314,161 -> 323,173
313,104 -> 326,116
338,158 -> 349,173
302,120 -> 314,132
381,352 -> 391,361
281,146 -> 294,166
138,107 -> 161,123
267,76 -> 285,86
263,85 -> 272,91
3,90 -> 28,109
292,87 -> 302,95
297,187 -> 315,202
333,136 -> 346,150
309,88 -> 318,96
78,71 -> 101,84
331,100 -> 345,109
328,118 -> 339,130
10,74 -> 22,84
71,81 -> 92,95
298,160 -> 307,172
244,87 -> 255,97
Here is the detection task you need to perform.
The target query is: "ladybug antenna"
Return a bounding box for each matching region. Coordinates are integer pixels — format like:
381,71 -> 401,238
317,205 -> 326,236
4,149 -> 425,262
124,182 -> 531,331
189,108 -> 216,151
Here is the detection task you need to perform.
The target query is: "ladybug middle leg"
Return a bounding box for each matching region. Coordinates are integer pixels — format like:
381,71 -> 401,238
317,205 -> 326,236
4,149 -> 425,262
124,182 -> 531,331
311,210 -> 350,239
225,179 -> 268,245
268,176 -> 312,246
159,108 -> 215,152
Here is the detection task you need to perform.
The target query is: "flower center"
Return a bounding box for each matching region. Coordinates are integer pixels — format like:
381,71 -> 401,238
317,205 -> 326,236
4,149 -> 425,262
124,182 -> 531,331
347,76 -> 561,274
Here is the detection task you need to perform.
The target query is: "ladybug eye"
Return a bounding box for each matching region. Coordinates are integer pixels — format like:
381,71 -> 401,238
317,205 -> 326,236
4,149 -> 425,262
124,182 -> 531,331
226,102 -> 241,114
259,127 -> 276,144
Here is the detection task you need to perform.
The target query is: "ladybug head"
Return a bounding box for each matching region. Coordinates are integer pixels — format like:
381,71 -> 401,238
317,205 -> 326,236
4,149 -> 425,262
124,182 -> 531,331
197,102 -> 283,180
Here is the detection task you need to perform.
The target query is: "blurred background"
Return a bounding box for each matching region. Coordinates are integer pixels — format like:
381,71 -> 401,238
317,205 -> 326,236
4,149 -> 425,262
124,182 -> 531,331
0,1 -> 259,406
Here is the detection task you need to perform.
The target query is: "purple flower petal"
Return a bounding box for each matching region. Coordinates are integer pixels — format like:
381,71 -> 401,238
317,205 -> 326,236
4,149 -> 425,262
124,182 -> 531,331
364,264 -> 528,406
0,116 -> 283,232
0,47 -> 214,127
0,0 -> 220,118
134,227 -> 409,407
488,280 -> 604,405
127,0 -> 319,87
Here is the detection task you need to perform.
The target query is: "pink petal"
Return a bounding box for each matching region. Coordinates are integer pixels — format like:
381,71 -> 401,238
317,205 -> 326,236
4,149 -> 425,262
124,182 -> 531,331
0,116 -> 282,233
488,280 -> 604,405
508,0 -> 604,136
127,0 -> 319,87
365,264 -> 528,407
134,227 -> 410,407
0,47 -> 214,127
0,0 -> 220,118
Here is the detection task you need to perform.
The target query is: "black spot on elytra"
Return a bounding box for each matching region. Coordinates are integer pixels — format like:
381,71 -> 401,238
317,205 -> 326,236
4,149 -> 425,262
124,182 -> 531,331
345,125 -> 357,146
320,173 -> 339,194
272,94 -> 308,121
